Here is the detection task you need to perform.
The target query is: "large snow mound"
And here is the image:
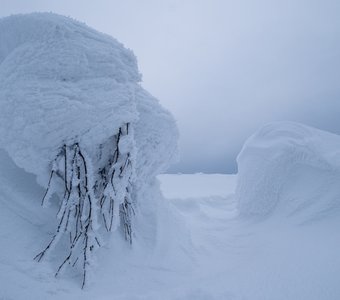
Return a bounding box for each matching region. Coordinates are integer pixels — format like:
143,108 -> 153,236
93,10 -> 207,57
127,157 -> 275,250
0,13 -> 180,287
0,13 -> 177,185
236,122 -> 340,220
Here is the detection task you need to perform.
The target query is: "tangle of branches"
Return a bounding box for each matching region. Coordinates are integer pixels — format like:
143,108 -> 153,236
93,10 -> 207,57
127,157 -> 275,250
34,123 -> 134,288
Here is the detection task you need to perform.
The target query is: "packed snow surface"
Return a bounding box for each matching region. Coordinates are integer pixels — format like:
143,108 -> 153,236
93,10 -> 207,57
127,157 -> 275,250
0,119 -> 340,300
1,154 -> 340,299
236,121 -> 340,220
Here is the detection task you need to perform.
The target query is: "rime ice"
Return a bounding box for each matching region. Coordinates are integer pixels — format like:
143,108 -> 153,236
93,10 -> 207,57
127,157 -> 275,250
0,12 -> 178,288
0,13 -> 177,185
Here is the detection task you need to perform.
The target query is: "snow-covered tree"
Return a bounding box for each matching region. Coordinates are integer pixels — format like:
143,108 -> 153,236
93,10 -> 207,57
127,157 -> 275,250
0,13 -> 178,288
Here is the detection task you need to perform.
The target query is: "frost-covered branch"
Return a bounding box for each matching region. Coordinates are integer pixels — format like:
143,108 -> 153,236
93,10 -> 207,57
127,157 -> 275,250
98,123 -> 135,242
35,123 -> 135,288
35,143 -> 101,288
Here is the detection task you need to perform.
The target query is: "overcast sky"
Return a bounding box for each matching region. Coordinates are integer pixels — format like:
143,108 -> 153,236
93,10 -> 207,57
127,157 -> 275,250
2,0 -> 340,173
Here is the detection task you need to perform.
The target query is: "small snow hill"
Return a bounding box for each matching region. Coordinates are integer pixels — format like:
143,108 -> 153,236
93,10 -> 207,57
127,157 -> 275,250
236,121 -> 340,222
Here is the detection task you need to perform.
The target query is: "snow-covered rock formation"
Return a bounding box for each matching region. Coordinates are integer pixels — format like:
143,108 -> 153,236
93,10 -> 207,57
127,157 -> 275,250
0,13 -> 178,287
236,122 -> 340,220
0,13 -> 177,183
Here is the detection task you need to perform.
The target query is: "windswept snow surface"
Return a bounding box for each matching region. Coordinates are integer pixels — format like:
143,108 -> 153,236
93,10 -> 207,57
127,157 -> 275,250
236,121 -> 340,220
1,150 -> 340,299
1,160 -> 340,300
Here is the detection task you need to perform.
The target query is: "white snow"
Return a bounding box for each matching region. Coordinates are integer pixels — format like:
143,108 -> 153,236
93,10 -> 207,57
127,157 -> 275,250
1,12 -> 340,300
0,12 -> 180,291
0,12 -> 138,182
133,86 -> 179,182
0,151 -> 340,300
236,121 -> 340,220
0,13 -> 177,188
1,145 -> 340,299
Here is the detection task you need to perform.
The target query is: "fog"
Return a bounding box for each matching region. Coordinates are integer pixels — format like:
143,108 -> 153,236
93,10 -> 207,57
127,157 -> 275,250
2,0 -> 340,173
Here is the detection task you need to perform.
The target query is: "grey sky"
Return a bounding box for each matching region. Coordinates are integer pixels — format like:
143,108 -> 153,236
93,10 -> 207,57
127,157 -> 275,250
1,0 -> 340,173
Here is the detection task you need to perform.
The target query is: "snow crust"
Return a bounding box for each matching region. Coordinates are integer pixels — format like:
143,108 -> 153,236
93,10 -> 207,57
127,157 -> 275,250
236,121 -> 340,219
0,13 -> 177,186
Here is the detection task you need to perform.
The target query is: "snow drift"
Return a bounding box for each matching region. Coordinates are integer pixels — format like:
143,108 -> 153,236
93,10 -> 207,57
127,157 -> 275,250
0,12 -> 179,287
236,122 -> 340,220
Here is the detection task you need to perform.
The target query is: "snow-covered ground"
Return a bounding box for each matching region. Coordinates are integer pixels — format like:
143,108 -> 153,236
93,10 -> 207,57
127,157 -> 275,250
160,171 -> 340,300
1,13 -> 340,300
1,149 -> 339,299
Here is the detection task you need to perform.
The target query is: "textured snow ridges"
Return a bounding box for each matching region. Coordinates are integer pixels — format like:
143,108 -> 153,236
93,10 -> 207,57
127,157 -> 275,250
236,122 -> 340,218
